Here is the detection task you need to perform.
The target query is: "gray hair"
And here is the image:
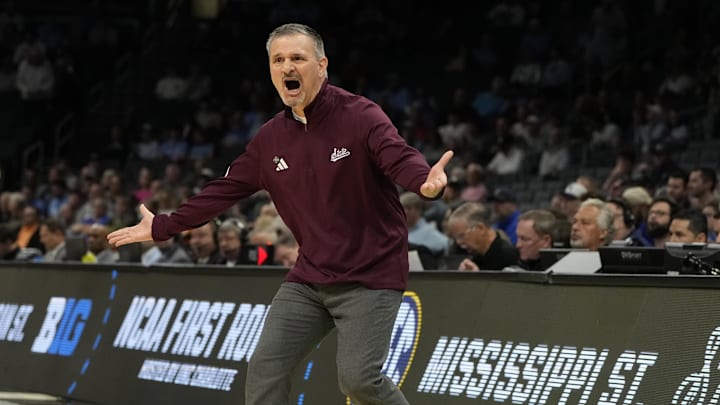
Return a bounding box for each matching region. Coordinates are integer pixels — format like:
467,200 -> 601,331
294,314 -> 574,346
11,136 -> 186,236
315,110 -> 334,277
448,202 -> 492,227
579,198 -> 615,245
218,218 -> 245,238
518,209 -> 556,240
266,23 -> 326,60
399,191 -> 425,212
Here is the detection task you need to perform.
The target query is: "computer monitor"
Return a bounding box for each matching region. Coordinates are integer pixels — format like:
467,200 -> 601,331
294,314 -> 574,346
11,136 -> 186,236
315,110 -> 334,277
597,246 -> 667,274
547,251 -> 601,274
118,242 -> 143,263
408,243 -> 440,270
664,243 -> 720,275
64,236 -> 87,262
538,248 -> 574,271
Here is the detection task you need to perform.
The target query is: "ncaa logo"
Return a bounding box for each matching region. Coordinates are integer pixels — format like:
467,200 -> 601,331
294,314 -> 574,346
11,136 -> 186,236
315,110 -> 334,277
346,291 -> 422,404
383,292 -> 422,386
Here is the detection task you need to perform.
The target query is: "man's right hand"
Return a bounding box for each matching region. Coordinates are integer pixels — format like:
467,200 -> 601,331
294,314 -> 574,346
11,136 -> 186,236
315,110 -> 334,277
107,204 -> 155,247
458,258 -> 480,272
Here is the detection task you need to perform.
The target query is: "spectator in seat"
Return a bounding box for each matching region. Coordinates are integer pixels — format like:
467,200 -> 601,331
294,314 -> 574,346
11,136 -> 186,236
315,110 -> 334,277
631,197 -> 677,247
459,163 -> 487,203
400,191 -> 449,256
515,209 -> 556,271
141,234 -> 192,265
556,182 -> 588,219
141,211 -> 193,266
621,186 -> 653,228
84,224 -> 117,263
490,187 -> 521,244
570,198 -> 614,251
486,133 -> 525,176
662,169 -> 690,210
15,205 -> 42,252
39,218 -> 66,262
668,208 -> 708,244
188,221 -> 222,265
274,231 -> 299,268
80,197 -> 111,227
217,218 -> 247,266
688,167 -> 718,210
538,126 -> 570,179
447,202 -> 519,271
605,198 -> 641,245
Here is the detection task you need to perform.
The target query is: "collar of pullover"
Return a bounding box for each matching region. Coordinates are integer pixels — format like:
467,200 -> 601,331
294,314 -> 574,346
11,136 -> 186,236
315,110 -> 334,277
284,79 -> 330,123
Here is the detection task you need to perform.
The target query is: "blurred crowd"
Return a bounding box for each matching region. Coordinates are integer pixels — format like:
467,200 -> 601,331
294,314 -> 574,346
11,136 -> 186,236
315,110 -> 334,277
2,0 -> 720,270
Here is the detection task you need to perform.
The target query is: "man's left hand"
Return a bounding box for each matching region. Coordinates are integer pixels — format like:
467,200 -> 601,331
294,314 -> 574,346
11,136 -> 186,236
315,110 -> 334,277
420,150 -> 454,198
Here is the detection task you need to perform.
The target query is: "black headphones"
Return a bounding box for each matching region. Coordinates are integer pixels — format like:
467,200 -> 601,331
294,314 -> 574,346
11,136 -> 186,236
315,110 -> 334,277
607,198 -> 635,228
185,219 -> 222,246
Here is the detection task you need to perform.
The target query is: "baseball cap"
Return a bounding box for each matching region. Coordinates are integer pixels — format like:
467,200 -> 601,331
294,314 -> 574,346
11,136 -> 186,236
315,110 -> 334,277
562,182 -> 588,200
491,187 -> 517,203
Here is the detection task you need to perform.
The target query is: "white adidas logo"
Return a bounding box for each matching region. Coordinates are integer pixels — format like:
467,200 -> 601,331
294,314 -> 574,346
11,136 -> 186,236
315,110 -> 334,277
330,147 -> 351,162
273,156 -> 289,171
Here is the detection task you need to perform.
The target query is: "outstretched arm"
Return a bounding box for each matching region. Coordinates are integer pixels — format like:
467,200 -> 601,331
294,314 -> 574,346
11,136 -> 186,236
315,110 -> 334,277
107,204 -> 155,247
420,150 -> 454,199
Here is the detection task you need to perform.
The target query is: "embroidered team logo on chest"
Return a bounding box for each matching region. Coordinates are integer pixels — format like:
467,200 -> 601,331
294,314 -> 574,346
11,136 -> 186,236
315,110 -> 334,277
330,147 -> 351,162
273,155 -> 289,172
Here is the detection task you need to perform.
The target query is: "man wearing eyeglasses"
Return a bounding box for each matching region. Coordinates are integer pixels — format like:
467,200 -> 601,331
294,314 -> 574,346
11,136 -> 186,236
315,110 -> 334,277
446,202 -> 518,271
631,197 -> 677,247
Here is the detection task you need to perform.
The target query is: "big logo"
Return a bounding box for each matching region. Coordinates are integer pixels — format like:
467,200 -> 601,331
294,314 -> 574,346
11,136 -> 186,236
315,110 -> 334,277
31,297 -> 92,356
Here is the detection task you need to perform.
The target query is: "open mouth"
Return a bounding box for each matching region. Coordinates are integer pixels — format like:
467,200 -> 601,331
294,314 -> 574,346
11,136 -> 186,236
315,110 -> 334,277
285,79 -> 300,90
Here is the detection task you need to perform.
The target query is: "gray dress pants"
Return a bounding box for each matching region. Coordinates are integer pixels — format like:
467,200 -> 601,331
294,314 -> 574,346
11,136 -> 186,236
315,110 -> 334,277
245,282 -> 409,405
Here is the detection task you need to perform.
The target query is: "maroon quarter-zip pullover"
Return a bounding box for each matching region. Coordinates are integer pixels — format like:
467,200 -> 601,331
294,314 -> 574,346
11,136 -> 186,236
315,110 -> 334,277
152,81 -> 433,290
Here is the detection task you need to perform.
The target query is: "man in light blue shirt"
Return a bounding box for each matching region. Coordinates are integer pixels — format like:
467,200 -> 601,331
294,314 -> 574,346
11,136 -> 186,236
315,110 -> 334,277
400,191 -> 449,255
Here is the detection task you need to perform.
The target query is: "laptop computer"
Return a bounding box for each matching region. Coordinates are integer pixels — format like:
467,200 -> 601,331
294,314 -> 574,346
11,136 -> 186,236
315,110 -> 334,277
598,246 -> 666,274
408,250 -> 424,272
